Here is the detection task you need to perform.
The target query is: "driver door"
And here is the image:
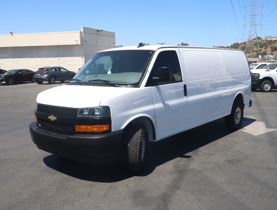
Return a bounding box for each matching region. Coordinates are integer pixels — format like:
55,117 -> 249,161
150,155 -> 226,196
147,50 -> 188,140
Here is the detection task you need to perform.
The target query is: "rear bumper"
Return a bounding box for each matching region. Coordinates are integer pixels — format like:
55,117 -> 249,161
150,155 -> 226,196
29,121 -> 123,164
33,75 -> 48,82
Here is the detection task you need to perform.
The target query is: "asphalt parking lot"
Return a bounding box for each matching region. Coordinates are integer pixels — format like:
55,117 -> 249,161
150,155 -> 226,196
0,82 -> 277,210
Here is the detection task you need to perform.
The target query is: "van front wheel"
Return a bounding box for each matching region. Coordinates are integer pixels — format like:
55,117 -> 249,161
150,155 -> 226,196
126,125 -> 147,173
225,101 -> 243,131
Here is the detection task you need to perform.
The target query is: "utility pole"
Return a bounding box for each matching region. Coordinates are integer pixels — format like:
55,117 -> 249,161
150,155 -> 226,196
245,0 -> 263,57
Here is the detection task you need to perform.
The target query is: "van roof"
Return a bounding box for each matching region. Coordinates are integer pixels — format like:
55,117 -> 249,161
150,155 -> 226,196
100,44 -> 242,52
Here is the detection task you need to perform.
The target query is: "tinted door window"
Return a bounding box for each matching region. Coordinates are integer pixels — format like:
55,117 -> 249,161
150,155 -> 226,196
147,51 -> 182,86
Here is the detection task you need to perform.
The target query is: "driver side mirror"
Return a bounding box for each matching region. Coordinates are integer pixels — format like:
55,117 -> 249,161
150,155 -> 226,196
153,67 -> 171,84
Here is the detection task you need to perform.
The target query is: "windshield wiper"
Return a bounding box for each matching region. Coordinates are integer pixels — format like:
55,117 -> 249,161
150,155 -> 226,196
87,79 -> 118,86
71,79 -> 83,85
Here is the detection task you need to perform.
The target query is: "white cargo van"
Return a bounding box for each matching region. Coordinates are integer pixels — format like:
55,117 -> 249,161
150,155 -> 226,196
29,44 -> 252,173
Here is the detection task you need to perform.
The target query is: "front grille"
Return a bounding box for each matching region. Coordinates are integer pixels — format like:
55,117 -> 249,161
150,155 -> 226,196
37,104 -> 78,117
38,119 -> 75,134
37,104 -> 78,134
36,104 -> 110,134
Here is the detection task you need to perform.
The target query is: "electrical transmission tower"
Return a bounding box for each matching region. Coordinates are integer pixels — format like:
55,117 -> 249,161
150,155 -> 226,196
245,0 -> 263,57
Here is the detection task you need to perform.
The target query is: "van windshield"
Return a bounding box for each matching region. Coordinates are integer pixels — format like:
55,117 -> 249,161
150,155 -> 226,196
71,50 -> 154,87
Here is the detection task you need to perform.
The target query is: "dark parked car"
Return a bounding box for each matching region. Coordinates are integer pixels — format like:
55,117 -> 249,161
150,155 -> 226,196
0,69 -> 7,75
33,66 -> 76,84
0,69 -> 35,85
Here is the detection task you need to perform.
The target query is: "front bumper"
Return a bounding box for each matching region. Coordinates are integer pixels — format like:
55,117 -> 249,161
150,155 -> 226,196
29,121 -> 123,163
251,78 -> 262,89
0,78 -> 7,84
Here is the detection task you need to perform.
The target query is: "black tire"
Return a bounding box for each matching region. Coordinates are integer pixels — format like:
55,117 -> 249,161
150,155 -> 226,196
48,76 -> 56,84
260,80 -> 272,92
37,81 -> 43,84
126,125 -> 147,173
7,78 -> 15,85
60,80 -> 65,83
225,100 -> 244,131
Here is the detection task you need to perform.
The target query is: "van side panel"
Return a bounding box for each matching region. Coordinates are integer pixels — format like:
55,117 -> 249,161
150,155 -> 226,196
181,49 -> 225,129
222,51 -> 249,76
182,50 -> 224,81
221,51 -> 251,108
181,49 -> 251,130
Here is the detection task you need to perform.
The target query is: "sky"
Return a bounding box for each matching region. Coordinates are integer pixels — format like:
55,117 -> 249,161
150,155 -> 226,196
1,0 -> 277,47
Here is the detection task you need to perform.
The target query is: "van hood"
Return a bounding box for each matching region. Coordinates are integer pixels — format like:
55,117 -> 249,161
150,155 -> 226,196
36,85 -> 136,108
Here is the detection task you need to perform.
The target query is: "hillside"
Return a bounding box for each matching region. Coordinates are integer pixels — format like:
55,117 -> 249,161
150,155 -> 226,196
228,37 -> 277,58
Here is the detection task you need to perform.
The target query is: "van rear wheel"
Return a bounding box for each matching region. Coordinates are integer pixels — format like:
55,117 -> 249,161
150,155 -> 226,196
225,100 -> 243,131
126,125 -> 147,173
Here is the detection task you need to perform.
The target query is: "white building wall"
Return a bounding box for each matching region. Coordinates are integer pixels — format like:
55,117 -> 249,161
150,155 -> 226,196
82,27 -> 115,62
0,57 -> 84,72
0,27 -> 115,72
0,31 -> 82,47
0,45 -> 85,71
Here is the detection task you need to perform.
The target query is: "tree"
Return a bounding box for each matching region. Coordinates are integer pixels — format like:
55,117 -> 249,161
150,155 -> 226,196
230,42 -> 240,49
252,37 -> 262,40
271,46 -> 277,52
178,42 -> 189,46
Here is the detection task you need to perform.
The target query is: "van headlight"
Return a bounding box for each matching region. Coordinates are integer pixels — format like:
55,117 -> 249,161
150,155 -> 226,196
251,73 -> 260,79
77,106 -> 110,117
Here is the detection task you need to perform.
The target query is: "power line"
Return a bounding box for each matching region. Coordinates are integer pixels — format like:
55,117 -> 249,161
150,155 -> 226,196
267,25 -> 277,30
230,0 -> 243,32
266,4 -> 277,17
238,0 -> 244,18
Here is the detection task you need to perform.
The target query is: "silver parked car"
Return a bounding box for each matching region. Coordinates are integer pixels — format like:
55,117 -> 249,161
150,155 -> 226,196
33,66 -> 76,84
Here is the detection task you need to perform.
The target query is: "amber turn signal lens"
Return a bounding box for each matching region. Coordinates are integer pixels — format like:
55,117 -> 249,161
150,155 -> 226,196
75,125 -> 110,132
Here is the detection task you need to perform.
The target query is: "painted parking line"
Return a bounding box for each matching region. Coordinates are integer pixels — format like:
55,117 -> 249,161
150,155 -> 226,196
242,117 -> 277,136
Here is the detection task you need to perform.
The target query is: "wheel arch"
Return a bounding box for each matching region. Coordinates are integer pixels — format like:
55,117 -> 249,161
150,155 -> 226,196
122,116 -> 156,143
48,75 -> 56,84
7,76 -> 16,84
232,92 -> 244,110
261,77 -> 274,84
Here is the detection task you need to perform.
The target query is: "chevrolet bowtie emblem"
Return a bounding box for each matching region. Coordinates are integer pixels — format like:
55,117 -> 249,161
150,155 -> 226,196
48,115 -> 57,121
